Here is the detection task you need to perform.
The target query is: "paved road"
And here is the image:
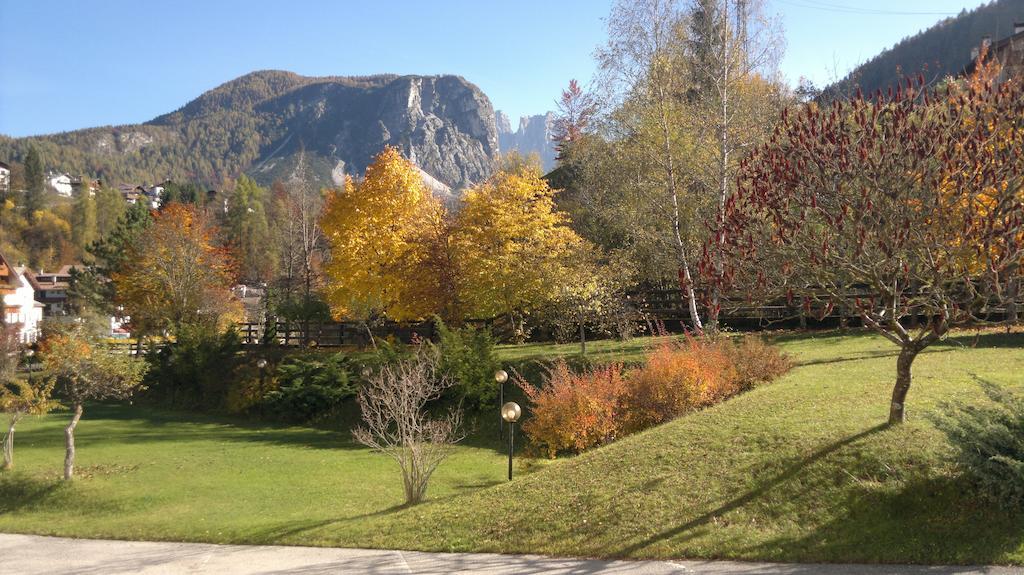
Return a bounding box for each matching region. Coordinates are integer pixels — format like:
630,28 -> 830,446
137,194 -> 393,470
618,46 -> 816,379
2,534 -> 1021,575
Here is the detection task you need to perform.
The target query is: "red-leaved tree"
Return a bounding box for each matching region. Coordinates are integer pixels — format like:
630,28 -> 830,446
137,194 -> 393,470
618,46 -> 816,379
706,56 -> 1024,424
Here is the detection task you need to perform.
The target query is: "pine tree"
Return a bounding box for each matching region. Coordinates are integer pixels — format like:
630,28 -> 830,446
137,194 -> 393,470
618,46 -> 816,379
68,201 -> 151,315
23,146 -> 45,223
689,0 -> 724,96
224,175 -> 275,283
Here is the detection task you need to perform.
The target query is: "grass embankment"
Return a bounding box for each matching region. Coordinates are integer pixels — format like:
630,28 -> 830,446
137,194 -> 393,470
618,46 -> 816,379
1,329 -> 1023,564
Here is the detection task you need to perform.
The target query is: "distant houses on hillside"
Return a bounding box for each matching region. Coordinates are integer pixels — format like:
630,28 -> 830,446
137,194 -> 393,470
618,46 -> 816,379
965,21 -> 1024,83
118,183 -> 163,208
0,252 -> 133,342
0,161 -> 10,197
0,253 -> 43,343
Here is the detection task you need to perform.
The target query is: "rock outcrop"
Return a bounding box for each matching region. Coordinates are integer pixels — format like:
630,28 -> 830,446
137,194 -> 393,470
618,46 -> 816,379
495,111 -> 557,172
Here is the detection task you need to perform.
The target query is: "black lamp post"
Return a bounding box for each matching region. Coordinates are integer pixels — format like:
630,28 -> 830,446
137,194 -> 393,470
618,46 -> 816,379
24,349 -> 34,383
501,401 -> 521,481
494,369 -> 508,437
256,358 -> 268,416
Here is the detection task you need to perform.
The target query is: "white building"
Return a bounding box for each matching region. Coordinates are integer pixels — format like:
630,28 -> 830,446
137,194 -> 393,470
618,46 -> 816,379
0,255 -> 43,343
48,173 -> 74,197
0,161 -> 10,197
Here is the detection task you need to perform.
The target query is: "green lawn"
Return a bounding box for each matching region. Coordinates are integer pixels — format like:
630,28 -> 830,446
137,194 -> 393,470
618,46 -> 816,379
2,329 -> 1023,564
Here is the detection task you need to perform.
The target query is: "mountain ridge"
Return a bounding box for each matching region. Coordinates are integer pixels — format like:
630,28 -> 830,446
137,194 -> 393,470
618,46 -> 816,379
824,0 -> 1024,99
0,70 -> 499,191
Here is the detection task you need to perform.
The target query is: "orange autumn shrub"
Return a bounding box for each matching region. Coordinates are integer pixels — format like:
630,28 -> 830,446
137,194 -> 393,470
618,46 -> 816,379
517,336 -> 790,456
724,335 -> 792,391
517,361 -> 626,457
620,337 -> 738,433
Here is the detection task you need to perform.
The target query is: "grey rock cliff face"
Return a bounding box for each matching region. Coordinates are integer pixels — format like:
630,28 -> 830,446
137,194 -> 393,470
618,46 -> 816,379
495,112 -> 557,172
252,74 -> 498,190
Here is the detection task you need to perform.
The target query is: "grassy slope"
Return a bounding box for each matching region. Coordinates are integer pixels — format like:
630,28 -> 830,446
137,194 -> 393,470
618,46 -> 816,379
1,329 -> 1023,564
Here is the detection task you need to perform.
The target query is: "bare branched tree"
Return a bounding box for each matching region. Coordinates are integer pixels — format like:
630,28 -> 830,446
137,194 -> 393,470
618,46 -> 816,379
685,0 -> 785,330
353,349 -> 463,505
597,0 -> 706,331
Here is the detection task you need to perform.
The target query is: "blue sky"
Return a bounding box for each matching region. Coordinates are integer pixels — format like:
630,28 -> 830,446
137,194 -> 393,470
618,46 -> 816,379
0,0 -> 991,137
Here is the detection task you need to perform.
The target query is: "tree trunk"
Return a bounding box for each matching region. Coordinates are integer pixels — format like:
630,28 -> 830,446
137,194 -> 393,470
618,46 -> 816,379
658,79 -> 703,334
710,3 -> 732,335
1007,274 -> 1019,324
363,321 -> 378,350
64,403 -> 83,481
679,262 -> 704,333
889,346 -> 919,425
2,414 -> 19,470
579,320 -> 586,356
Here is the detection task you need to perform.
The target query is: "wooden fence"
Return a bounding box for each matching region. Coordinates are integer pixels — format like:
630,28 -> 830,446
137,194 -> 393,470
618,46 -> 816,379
237,320 -> 435,347
627,288 -> 1024,326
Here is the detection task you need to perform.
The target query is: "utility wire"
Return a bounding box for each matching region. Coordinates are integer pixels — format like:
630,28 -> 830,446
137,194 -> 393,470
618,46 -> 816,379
774,0 -> 961,16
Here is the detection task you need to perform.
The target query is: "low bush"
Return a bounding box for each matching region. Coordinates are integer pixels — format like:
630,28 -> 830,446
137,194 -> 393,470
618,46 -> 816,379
517,361 -> 626,457
144,326 -> 241,409
435,319 -> 500,410
724,335 -> 793,391
518,335 -> 790,455
933,381 -> 1024,508
620,337 -> 738,433
259,352 -> 357,423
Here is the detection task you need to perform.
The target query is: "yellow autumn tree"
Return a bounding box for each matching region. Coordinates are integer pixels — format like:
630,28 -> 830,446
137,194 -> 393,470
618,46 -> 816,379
114,203 -> 241,337
321,147 -> 448,321
452,159 -> 584,338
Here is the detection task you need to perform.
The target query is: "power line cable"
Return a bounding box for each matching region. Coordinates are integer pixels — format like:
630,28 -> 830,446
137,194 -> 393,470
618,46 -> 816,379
774,0 -> 961,16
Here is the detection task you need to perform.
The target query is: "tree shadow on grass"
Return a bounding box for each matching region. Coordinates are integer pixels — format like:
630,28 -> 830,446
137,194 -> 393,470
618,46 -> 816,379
795,346 -> 952,368
245,485 -> 494,545
246,503 -> 409,544
936,330 -> 1024,351
0,473 -> 65,514
14,403 -> 364,453
737,473 -> 1024,565
0,472 -> 132,516
612,423 -> 890,557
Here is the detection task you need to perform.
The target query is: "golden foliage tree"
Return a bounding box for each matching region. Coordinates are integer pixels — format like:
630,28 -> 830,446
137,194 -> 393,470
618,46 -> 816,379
114,203 -> 241,337
321,147 -> 448,322
453,161 -> 583,336
321,150 -> 586,333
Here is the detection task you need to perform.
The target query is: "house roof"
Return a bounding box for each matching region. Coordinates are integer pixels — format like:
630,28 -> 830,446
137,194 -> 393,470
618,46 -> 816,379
0,253 -> 23,293
963,28 -> 1024,75
24,267 -> 72,291
0,161 -> 10,171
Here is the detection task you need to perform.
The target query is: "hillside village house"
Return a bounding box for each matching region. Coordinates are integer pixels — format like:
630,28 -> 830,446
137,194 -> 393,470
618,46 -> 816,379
119,183 -> 163,208
47,172 -> 74,197
0,161 -> 10,197
25,266 -> 74,317
966,22 -> 1024,82
0,254 -> 43,343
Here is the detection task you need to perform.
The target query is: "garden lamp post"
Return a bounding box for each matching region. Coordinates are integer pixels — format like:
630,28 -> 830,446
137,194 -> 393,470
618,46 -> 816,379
24,349 -> 34,383
501,401 -> 521,481
494,369 -> 508,437
256,358 -> 268,416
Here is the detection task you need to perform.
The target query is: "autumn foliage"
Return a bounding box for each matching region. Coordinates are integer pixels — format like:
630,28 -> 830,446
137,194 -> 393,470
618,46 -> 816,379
518,336 -> 790,456
517,361 -> 627,458
114,203 -> 241,336
707,53 -> 1024,424
320,147 -> 585,328
321,147 -> 447,321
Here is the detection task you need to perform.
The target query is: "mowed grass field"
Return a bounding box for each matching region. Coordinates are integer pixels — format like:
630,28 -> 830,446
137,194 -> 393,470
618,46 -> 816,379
1,328 -> 1023,564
